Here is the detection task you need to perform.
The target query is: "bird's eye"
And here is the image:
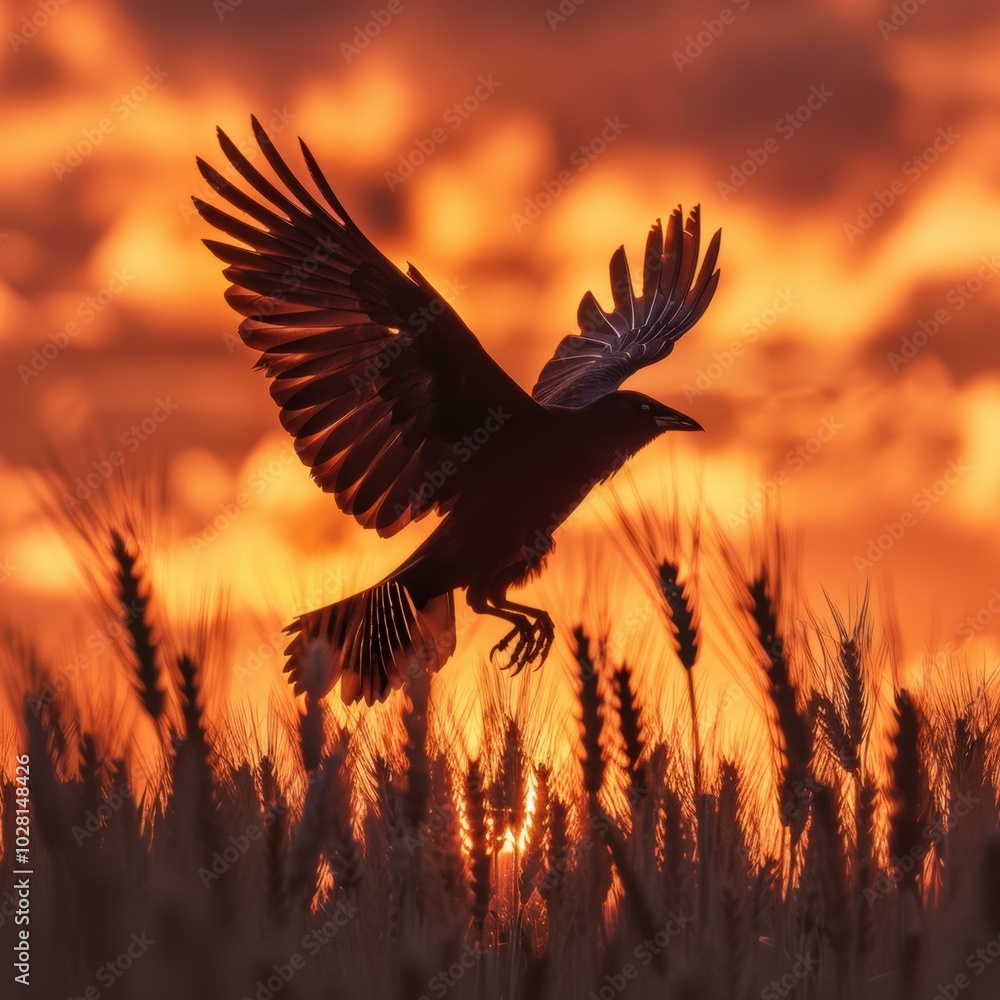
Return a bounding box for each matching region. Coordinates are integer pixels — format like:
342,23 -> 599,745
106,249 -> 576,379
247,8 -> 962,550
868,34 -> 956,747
640,404 -> 650,411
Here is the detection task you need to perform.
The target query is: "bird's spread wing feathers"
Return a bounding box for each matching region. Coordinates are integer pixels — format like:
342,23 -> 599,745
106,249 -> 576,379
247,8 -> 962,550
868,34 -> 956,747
195,117 -> 541,538
531,207 -> 720,408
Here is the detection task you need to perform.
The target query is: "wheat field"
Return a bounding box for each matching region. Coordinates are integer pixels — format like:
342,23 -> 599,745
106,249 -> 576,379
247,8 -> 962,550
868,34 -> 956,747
2,491 -> 999,1000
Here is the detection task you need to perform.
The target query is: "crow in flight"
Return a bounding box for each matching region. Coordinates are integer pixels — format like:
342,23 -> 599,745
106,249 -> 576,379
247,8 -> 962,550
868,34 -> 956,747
196,117 -> 720,705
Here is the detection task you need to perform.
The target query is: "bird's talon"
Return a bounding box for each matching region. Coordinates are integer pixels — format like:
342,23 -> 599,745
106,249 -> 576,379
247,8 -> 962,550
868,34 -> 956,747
492,614 -> 556,676
491,625 -> 520,665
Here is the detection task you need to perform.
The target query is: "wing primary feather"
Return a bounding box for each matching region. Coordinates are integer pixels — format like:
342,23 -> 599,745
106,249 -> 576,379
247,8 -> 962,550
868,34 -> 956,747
193,198 -> 292,256
215,127 -> 314,227
608,246 -> 634,329
298,138 -> 360,230
195,157 -> 316,251
530,204 -> 721,407
640,220 -> 663,321
684,227 -> 721,310
250,115 -> 338,226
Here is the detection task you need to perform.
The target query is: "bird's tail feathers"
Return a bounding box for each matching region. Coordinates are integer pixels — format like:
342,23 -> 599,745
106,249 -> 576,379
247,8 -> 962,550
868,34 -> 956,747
283,577 -> 456,705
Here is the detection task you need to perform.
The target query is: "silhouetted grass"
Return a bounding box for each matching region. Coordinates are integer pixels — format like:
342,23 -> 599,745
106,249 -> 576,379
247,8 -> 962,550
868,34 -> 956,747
1,512 -> 999,1000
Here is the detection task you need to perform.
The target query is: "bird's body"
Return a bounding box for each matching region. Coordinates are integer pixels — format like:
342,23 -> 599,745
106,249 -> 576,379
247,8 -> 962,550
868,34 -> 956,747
399,394 -> 661,597
196,118 -> 720,704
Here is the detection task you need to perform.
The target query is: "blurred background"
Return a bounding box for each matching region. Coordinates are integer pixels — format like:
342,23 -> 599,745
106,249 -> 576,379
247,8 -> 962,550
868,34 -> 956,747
1,0 -> 999,707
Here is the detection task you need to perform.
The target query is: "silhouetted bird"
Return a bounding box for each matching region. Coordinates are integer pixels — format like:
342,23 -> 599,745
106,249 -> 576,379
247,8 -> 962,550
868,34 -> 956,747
196,117 -> 720,705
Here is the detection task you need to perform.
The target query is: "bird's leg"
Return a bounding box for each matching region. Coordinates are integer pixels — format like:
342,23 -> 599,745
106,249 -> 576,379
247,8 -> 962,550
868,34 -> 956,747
489,613 -> 533,668
485,578 -> 555,676
490,617 -> 534,673
467,588 -> 534,667
491,598 -> 554,673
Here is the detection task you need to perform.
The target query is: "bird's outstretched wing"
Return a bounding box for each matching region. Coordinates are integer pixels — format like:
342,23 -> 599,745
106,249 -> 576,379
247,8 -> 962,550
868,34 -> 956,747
196,117 -> 542,538
531,207 -> 720,408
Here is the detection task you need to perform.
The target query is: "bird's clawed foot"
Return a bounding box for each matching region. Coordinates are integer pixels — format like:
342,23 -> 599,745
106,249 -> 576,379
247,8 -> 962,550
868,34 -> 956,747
490,613 -> 554,675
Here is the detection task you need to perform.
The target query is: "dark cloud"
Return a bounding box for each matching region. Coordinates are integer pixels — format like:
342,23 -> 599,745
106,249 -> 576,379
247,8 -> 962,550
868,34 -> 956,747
864,272 -> 1000,385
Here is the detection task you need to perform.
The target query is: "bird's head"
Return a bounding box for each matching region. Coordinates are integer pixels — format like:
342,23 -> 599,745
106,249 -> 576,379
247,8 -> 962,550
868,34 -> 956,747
591,389 -> 702,454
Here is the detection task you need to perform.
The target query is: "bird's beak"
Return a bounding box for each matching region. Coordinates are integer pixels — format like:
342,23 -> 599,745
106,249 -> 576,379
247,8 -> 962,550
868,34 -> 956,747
655,407 -> 703,432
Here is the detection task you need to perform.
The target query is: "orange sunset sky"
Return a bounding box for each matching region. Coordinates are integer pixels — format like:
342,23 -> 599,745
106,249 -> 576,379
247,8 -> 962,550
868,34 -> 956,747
2,0 -> 1000,706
